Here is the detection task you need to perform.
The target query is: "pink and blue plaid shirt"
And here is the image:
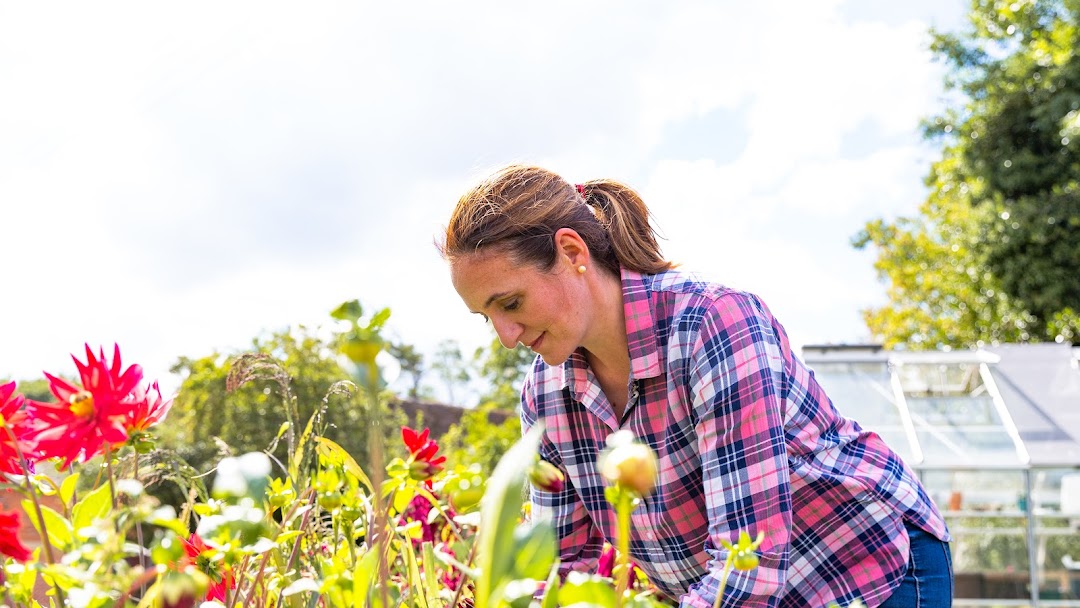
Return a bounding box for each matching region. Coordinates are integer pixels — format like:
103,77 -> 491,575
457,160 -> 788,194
521,268 -> 949,608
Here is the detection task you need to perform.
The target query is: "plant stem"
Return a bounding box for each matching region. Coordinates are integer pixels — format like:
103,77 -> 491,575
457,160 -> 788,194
133,450 -> 148,597
614,490 -> 633,608
1,425 -> 66,607
712,555 -> 734,608
449,536 -> 479,608
104,444 -> 117,510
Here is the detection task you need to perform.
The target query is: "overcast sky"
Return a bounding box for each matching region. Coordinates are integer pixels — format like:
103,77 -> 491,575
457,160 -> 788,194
0,1 -> 967,401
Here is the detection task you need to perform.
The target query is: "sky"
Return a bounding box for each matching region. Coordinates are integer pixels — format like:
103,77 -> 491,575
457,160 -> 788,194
0,1 -> 968,402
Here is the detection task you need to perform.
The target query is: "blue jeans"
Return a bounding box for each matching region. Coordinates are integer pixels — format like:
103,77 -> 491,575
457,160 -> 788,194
878,523 -> 954,608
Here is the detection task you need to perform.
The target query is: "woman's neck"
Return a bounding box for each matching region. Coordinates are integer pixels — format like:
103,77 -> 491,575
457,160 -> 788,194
581,268 -> 630,379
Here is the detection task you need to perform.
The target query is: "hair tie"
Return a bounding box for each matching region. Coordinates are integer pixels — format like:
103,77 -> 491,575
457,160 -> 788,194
575,183 -> 587,198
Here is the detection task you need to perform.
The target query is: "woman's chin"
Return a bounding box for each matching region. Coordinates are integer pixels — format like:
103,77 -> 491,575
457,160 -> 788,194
539,350 -> 572,367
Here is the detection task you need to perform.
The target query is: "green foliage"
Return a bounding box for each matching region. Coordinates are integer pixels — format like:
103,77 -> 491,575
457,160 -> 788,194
387,341 -> 428,399
161,326 -> 405,485
440,337 -> 533,474
2,377 -> 53,402
441,404 -> 522,475
856,0 -> 1080,347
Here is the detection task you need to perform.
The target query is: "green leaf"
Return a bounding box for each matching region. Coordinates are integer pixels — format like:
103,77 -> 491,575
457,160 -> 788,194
369,307 -> 392,329
331,300 -> 364,322
315,437 -> 374,494
72,483 -> 111,532
540,562 -> 561,608
558,573 -> 617,608
282,578 -> 322,597
21,499 -> 72,551
402,537 -> 428,608
352,544 -> 380,604
422,541 -> 438,605
474,424 -> 544,608
289,406 -> 319,481
59,472 -> 80,507
511,520 -> 556,580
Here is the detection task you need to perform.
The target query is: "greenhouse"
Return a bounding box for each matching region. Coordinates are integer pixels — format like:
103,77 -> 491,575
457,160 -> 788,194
803,343 -> 1080,607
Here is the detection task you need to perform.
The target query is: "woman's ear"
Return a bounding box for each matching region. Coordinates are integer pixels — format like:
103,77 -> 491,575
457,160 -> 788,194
553,227 -> 590,270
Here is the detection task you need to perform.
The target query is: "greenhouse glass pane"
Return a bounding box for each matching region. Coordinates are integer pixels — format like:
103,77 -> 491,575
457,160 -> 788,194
897,363 -> 1023,466
810,362 -> 902,427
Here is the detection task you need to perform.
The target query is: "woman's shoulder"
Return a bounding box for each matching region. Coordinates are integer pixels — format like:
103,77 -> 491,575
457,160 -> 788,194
645,268 -> 766,314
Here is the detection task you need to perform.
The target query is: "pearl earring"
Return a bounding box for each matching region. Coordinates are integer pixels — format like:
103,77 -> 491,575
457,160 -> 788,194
577,265 -> 586,274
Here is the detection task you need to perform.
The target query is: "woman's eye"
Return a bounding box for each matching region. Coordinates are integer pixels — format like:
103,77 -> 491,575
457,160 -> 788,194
503,299 -> 520,312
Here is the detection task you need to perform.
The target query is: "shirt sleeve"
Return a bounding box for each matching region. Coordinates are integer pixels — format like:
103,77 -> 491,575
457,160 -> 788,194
520,374 -> 606,576
679,292 -> 792,608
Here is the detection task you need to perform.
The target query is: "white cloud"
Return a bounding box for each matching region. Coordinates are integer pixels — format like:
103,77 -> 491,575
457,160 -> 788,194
0,1 -> 965,396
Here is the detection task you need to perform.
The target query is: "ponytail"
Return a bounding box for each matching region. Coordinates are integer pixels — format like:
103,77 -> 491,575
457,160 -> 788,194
441,165 -> 673,276
579,180 -> 674,275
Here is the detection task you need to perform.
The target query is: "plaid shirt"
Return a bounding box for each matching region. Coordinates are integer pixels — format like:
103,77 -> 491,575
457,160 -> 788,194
521,269 -> 949,608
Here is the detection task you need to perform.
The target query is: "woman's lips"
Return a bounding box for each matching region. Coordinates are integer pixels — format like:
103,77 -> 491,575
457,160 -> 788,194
528,333 -> 545,351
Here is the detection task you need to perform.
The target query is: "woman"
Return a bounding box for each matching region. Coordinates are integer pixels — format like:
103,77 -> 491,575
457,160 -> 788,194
440,164 -> 952,607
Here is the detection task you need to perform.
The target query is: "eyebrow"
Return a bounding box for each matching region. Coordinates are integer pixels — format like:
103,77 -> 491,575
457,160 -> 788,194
483,291 -> 513,310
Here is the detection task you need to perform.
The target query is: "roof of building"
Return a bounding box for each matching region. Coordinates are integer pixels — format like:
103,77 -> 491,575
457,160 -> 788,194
802,343 -> 1080,469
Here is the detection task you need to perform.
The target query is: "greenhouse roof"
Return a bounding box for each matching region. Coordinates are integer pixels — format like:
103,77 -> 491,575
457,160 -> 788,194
801,343 -> 1080,468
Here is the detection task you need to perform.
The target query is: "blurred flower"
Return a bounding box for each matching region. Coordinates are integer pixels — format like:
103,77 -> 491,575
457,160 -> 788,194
0,507 -> 32,561
182,533 -> 235,602
401,426 -> 446,481
598,430 -> 658,497
124,380 -> 172,433
721,530 -> 765,571
27,344 -> 143,467
436,542 -> 463,591
527,459 -> 565,493
0,381 -> 38,475
597,542 -> 639,583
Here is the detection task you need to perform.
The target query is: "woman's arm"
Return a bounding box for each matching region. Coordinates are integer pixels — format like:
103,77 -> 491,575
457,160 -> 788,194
520,379 -> 606,575
680,292 -> 792,608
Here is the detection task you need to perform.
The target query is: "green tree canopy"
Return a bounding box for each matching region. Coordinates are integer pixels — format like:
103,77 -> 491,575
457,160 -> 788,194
161,325 -> 405,478
856,0 -> 1080,348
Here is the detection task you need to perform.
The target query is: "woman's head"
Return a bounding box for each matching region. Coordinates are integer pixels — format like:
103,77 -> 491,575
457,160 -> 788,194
438,164 -> 672,276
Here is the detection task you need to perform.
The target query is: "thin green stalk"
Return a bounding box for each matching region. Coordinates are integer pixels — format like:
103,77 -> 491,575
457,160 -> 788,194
614,490 -> 633,608
133,450 -> 148,597
449,536 -> 479,608
104,444 -> 117,510
712,555 -> 734,608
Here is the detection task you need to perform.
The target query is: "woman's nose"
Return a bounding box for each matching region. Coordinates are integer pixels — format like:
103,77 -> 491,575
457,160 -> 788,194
492,316 -> 523,349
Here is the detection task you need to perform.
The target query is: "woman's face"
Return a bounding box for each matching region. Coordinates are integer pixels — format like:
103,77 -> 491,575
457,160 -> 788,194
450,249 -> 588,366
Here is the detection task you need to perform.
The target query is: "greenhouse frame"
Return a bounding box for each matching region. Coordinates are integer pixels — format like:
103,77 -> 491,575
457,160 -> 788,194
803,343 -> 1080,607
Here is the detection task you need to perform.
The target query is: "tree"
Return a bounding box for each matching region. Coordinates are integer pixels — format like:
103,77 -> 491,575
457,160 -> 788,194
430,339 -> 473,406
440,336 -> 534,473
386,341 -> 428,399
856,0 -> 1080,348
161,325 -> 405,478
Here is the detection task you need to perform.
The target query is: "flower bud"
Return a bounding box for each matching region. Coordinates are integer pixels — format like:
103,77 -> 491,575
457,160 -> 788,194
732,550 -> 759,571
527,459 -> 565,493
598,435 -> 658,497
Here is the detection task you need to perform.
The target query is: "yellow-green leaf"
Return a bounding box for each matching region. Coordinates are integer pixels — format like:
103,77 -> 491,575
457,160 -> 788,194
316,437 -> 373,494
21,499 -> 72,551
72,483 -> 111,532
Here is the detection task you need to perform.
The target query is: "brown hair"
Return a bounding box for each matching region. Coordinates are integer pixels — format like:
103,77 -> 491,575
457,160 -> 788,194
439,164 -> 673,276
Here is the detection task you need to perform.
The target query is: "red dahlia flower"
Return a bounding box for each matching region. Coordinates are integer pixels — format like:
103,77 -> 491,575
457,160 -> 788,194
0,381 -> 38,476
401,426 -> 447,480
125,380 -> 173,433
0,507 -> 32,562
28,344 -> 144,468
182,533 -> 235,602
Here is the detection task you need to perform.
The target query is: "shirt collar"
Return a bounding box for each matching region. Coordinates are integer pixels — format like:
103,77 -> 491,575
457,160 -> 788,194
620,267 -> 663,380
558,267 -> 663,393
